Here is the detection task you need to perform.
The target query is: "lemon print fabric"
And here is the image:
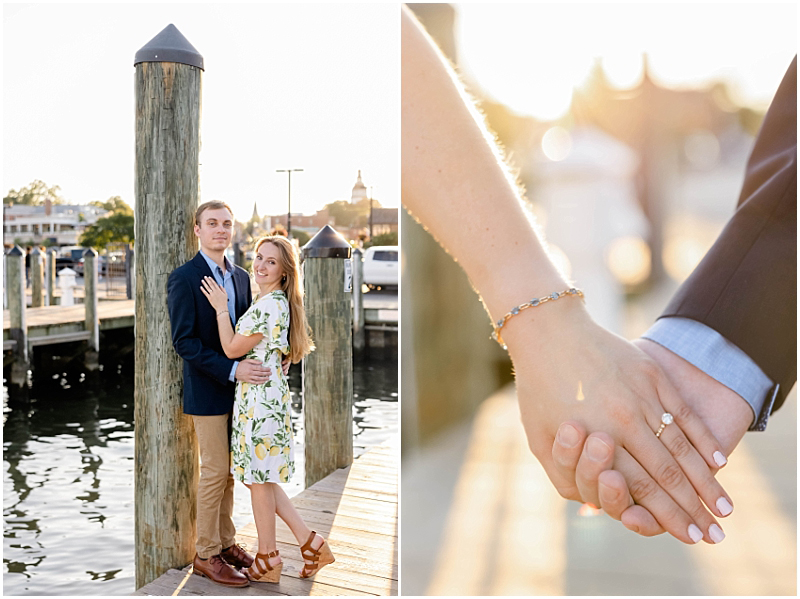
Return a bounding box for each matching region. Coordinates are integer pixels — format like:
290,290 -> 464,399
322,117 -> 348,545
230,290 -> 294,485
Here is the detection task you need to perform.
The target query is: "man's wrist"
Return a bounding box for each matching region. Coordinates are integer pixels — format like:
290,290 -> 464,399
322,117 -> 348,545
229,361 -> 238,383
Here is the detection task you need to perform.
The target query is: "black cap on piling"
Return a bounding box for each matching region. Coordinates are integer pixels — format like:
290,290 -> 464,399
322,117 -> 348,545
302,225 -> 352,259
8,245 -> 23,257
134,24 -> 204,70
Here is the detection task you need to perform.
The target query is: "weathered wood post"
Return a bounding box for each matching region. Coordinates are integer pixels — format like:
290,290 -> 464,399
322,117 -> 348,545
6,246 -> 29,388
83,248 -> 100,369
352,247 -> 365,352
30,247 -> 44,308
302,225 -> 354,487
125,245 -> 134,300
133,24 -> 202,589
46,248 -> 57,305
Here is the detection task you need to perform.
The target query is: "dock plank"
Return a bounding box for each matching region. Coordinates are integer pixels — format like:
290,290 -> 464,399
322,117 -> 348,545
134,439 -> 398,596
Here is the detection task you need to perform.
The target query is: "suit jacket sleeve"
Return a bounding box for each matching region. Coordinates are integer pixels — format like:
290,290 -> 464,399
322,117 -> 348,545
168,269 -> 236,386
660,56 -> 797,413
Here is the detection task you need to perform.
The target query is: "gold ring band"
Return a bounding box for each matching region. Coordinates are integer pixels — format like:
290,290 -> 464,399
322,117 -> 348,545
655,413 -> 674,438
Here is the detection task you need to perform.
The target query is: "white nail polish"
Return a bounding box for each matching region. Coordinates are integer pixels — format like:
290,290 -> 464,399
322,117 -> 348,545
716,497 -> 733,516
713,451 -> 727,467
688,524 -> 703,543
709,523 -> 725,543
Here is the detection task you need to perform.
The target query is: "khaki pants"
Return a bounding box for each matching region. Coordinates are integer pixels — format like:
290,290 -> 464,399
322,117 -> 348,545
192,414 -> 236,558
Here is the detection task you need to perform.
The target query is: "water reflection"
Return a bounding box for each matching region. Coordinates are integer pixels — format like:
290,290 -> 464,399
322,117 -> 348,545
4,337 -> 396,595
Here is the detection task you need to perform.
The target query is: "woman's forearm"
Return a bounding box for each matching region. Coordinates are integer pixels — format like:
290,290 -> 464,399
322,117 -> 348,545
401,7 -> 568,324
216,312 -> 237,356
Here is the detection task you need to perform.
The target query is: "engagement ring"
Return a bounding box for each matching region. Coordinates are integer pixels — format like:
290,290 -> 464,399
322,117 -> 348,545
655,413 -> 673,438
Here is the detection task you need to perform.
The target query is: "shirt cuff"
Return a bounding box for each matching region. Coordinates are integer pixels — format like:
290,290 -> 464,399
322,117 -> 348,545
642,317 -> 777,432
229,361 -> 238,383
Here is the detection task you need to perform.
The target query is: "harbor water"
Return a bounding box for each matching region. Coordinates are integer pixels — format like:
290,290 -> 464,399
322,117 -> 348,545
3,332 -> 397,595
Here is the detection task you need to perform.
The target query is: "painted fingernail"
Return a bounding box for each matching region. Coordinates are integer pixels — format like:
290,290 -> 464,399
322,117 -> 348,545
556,424 -> 580,448
716,497 -> 733,516
587,436 -> 612,462
713,451 -> 727,467
688,524 -> 703,544
709,523 -> 725,543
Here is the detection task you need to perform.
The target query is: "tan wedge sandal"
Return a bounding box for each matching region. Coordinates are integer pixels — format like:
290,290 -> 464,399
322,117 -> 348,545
243,550 -> 282,583
299,531 -> 335,579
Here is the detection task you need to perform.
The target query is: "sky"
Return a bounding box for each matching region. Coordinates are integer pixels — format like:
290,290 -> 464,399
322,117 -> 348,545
455,3 -> 797,120
3,3 -> 400,220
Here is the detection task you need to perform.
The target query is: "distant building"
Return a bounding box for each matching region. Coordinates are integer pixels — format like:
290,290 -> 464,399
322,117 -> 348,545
3,199 -> 108,246
370,208 -> 398,237
350,170 -> 368,204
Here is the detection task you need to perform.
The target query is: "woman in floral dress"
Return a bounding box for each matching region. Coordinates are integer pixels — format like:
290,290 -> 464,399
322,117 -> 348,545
200,235 -> 335,584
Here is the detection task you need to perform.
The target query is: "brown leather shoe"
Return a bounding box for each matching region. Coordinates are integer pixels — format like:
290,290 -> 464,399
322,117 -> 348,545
192,554 -> 249,587
220,543 -> 254,569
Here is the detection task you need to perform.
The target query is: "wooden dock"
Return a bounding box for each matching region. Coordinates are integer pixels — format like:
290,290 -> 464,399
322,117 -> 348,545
134,439 -> 398,596
3,299 -> 134,350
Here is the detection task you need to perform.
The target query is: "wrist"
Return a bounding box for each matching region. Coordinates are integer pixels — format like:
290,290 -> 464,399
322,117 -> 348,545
503,292 -> 595,363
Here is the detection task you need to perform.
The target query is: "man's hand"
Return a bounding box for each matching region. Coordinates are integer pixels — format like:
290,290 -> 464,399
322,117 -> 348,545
235,359 -> 272,384
552,339 -> 754,539
511,307 -> 733,545
281,357 -> 290,377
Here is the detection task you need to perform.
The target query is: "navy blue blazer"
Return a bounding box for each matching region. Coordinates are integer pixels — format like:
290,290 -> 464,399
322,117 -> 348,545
662,56 -> 796,413
167,252 -> 253,415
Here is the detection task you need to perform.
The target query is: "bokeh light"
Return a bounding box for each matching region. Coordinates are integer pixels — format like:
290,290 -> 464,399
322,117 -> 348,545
541,126 -> 572,161
605,236 -> 651,286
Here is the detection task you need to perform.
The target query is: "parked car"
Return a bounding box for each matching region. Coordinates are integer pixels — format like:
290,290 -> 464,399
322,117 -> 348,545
362,245 -> 398,290
75,255 -> 108,276
56,246 -> 87,270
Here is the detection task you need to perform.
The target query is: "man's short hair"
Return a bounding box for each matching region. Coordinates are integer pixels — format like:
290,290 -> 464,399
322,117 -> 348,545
195,200 -> 234,226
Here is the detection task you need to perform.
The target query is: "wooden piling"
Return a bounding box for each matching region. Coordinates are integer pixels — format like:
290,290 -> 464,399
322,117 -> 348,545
133,24 -> 203,590
30,247 -> 44,308
31,245 -> 44,308
83,248 -> 100,369
125,245 -> 134,300
302,226 -> 354,488
352,248 -> 365,352
46,248 -> 57,305
6,246 -> 29,387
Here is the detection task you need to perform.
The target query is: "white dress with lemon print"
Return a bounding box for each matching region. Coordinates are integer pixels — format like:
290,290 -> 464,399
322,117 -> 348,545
230,290 -> 294,484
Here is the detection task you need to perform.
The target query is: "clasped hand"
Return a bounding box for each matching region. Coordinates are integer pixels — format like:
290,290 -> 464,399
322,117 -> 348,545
505,303 -> 732,544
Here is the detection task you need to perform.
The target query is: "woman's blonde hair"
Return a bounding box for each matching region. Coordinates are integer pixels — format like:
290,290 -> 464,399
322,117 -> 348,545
253,235 -> 314,363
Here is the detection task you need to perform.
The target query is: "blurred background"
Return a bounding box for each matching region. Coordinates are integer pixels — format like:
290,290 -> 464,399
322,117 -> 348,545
401,3 -> 796,595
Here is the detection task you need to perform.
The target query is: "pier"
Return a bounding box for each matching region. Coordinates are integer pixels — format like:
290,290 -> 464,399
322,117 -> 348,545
133,438 -> 398,596
2,299 -> 134,354
1,293 -> 395,357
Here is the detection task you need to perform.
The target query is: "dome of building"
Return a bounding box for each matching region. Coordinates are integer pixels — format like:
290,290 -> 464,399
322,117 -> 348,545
351,170 -> 368,203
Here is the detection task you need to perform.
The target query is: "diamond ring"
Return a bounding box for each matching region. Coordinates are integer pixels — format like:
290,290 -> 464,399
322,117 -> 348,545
655,413 -> 673,438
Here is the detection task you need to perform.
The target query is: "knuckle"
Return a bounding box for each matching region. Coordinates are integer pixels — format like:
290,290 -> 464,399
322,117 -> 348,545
687,501 -> 708,524
628,476 -> 659,503
672,402 -> 694,424
666,435 -> 693,461
656,462 -> 685,489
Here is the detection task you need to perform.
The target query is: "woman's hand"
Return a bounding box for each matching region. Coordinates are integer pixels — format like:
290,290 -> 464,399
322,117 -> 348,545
550,338 -> 751,539
200,276 -> 229,314
506,300 -> 732,544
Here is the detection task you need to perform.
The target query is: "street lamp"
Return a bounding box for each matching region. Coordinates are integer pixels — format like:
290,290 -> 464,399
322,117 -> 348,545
276,168 -> 303,238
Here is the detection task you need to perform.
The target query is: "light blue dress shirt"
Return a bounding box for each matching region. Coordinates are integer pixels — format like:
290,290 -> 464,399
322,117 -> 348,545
642,317 -> 777,431
199,250 -> 239,382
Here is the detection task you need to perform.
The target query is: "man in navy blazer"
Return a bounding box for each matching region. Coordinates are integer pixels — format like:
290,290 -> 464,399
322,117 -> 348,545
167,200 -> 270,587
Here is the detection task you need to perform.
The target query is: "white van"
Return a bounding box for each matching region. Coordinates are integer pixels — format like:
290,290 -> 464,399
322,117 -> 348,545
362,246 -> 398,289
